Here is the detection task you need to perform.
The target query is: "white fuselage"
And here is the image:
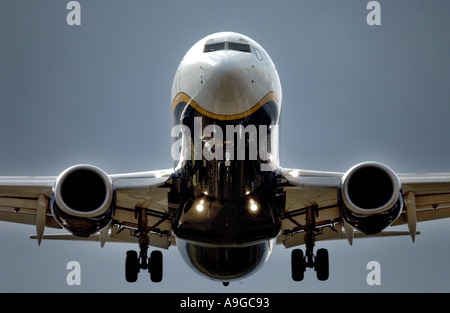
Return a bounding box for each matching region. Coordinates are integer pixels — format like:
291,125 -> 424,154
169,32 -> 285,282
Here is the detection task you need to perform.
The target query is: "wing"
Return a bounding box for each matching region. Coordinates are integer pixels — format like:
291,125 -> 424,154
278,167 -> 450,248
0,168 -> 174,248
392,173 -> 450,241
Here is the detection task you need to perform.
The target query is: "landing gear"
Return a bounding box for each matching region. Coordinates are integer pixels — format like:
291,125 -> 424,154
125,249 -> 163,283
291,249 -> 305,281
291,247 -> 329,281
290,205 -> 329,281
315,248 -> 329,281
125,207 -> 163,283
125,250 -> 139,282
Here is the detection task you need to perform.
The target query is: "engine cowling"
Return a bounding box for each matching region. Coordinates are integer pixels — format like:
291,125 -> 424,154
339,162 -> 403,235
50,164 -> 115,237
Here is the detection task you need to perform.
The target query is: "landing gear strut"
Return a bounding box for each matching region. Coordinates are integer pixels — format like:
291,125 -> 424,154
291,205 -> 329,281
125,207 -> 163,283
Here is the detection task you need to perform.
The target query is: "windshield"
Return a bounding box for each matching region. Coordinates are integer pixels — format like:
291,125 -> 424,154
204,41 -> 251,53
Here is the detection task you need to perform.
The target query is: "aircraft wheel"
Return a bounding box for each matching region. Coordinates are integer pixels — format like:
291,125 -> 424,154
149,250 -> 163,283
315,248 -> 329,281
291,249 -> 306,281
125,250 -> 139,282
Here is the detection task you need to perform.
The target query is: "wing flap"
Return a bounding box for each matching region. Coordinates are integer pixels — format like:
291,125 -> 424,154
0,210 -> 61,229
0,197 -> 38,210
0,178 -> 60,230
29,225 -> 176,248
279,227 -> 419,248
393,206 -> 450,226
393,177 -> 450,226
414,193 -> 450,209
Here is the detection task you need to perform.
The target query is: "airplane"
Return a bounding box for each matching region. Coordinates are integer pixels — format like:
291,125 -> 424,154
1,32 -> 449,286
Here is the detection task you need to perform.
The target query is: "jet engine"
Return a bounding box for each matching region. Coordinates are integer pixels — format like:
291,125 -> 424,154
50,164 -> 115,237
339,162 -> 403,234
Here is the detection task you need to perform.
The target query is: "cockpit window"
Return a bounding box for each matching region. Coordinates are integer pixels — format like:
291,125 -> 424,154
204,42 -> 251,53
204,42 -> 226,52
227,42 -> 251,53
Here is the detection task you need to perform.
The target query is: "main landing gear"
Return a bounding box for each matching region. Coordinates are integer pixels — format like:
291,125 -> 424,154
126,249 -> 163,283
291,247 -> 329,281
290,206 -> 329,281
125,207 -> 163,283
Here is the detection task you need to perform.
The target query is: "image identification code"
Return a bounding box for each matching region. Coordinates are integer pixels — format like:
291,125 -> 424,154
180,296 -> 270,310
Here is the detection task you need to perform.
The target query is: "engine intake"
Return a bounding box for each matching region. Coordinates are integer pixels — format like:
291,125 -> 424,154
51,164 -> 115,237
339,162 -> 403,234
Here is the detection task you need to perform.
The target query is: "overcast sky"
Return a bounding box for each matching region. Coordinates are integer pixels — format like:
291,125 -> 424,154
0,0 -> 449,293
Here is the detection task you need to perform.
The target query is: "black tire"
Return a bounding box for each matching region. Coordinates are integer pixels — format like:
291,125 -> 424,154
149,250 -> 163,283
315,248 -> 329,281
125,250 -> 139,282
291,249 -> 305,281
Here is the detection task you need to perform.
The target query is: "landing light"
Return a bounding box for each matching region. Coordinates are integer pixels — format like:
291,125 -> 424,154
289,170 -> 299,177
249,199 -> 259,212
196,203 -> 204,212
196,199 -> 205,212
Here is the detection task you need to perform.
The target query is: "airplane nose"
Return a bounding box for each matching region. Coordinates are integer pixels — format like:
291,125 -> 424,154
198,52 -> 257,117
207,56 -> 249,98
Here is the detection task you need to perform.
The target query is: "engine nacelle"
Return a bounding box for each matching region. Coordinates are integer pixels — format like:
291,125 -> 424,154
50,164 -> 115,237
339,162 -> 403,235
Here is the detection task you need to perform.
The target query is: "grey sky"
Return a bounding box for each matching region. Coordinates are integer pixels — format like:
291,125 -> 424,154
0,0 -> 449,292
